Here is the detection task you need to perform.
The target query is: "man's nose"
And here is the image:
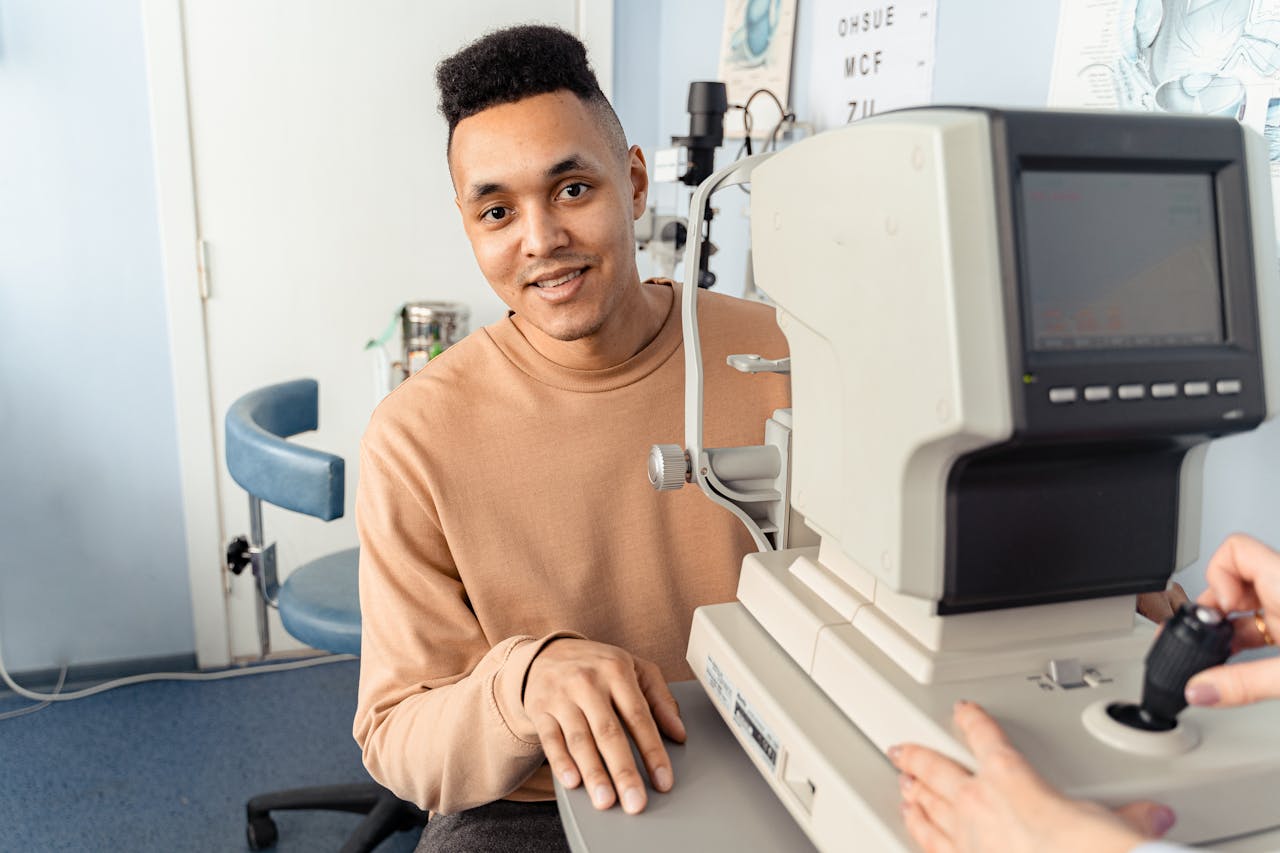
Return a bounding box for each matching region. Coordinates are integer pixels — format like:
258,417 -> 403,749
521,204 -> 569,257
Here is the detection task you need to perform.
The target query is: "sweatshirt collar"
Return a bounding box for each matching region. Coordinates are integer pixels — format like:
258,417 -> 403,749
483,279 -> 683,393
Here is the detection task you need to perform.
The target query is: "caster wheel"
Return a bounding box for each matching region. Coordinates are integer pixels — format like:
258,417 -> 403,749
246,815 -> 278,850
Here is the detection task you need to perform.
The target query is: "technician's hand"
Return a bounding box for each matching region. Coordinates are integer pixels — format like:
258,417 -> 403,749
1137,581 -> 1189,624
523,638 -> 685,815
1185,533 -> 1280,708
890,701 -> 1175,853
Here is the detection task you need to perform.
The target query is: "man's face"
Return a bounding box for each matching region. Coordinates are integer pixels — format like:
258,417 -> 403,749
449,91 -> 648,347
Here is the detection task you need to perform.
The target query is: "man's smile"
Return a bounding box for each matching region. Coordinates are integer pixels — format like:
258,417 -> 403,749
529,267 -> 587,289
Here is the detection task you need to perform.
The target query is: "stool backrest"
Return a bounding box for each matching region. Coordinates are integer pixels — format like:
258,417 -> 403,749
225,379 -> 344,521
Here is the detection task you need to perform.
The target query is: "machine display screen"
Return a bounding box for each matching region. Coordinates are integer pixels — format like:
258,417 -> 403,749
1020,170 -> 1224,351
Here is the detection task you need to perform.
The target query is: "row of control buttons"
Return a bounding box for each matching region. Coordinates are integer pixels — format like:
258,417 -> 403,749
1048,379 -> 1241,405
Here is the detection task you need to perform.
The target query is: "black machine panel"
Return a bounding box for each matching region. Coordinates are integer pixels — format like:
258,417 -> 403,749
942,443 -> 1188,614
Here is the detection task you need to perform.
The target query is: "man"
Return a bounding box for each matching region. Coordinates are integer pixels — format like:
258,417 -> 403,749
352,24 -> 789,851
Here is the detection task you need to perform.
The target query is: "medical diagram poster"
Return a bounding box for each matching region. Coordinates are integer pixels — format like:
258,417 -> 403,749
1048,0 -> 1280,221
717,0 -> 799,140
805,0 -> 938,132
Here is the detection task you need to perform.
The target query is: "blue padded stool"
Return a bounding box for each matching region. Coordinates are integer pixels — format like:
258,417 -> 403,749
277,547 -> 362,656
225,379 -> 427,852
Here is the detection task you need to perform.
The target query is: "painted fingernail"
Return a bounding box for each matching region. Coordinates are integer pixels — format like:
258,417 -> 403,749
593,785 -> 612,808
622,788 -> 645,814
1185,681 -> 1221,706
654,766 -> 673,791
1153,806 -> 1177,836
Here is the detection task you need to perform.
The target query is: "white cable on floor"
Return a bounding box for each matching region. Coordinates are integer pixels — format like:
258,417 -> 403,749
0,663 -> 67,720
0,630 -> 355,706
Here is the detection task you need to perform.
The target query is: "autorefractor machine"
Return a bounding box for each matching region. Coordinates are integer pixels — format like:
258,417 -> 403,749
648,108 -> 1280,849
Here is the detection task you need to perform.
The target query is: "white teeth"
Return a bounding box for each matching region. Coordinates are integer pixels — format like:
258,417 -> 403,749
535,269 -> 582,288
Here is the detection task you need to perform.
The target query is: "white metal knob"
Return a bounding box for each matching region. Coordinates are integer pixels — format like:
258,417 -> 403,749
648,444 -> 689,491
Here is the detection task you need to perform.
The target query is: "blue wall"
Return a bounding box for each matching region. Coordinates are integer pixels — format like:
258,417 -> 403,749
0,0 -> 193,673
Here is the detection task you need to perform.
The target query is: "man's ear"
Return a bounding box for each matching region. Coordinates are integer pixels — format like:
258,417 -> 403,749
628,145 -> 649,220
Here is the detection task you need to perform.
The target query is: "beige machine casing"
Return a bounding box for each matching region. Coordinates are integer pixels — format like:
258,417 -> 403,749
687,110 -> 1280,851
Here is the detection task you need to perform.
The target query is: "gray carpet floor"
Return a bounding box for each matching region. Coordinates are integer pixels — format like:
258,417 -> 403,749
0,658 -> 422,852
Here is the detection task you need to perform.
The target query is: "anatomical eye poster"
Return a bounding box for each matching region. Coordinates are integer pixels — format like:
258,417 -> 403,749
718,0 -> 800,140
1049,0 -> 1280,184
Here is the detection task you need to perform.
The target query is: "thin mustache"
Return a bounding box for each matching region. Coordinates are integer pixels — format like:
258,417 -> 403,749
520,255 -> 599,285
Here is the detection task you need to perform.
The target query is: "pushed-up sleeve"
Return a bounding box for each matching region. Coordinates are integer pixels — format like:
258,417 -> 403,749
352,439 -> 577,814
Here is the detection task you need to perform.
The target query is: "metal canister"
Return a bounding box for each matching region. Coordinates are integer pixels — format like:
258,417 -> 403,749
400,301 -> 470,379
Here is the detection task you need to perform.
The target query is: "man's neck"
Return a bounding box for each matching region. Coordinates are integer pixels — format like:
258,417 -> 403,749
514,280 -> 673,371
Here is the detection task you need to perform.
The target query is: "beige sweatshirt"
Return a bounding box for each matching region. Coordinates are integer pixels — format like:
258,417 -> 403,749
353,280 -> 790,814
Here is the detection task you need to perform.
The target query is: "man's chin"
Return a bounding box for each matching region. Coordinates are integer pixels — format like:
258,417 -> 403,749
517,298 -> 610,343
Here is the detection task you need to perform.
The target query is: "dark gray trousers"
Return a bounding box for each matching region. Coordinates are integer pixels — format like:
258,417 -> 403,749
415,799 -> 570,853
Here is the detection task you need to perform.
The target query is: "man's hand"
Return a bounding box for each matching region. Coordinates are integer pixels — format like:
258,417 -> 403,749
523,638 -> 685,815
1137,581 -> 1189,624
891,701 -> 1174,853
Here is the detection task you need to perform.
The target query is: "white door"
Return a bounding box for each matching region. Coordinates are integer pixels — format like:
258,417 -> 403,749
146,0 -> 612,663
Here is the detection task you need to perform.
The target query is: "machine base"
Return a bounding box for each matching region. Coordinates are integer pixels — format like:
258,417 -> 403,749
697,549 -> 1280,848
687,603 -> 912,852
689,600 -> 1280,852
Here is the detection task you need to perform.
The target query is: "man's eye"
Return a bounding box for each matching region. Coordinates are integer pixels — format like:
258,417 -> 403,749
482,206 -> 510,222
558,182 -> 588,200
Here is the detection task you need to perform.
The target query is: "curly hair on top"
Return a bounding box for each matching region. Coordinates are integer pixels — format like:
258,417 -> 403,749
436,24 -> 626,156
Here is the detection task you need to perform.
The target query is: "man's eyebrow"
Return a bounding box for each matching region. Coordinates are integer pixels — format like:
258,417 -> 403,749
465,156 -> 598,204
466,181 -> 505,204
547,156 -> 595,178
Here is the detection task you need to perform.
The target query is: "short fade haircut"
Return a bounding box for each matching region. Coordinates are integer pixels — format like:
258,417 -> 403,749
436,24 -> 628,160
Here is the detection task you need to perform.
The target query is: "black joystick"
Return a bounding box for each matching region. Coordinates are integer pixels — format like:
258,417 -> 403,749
1107,602 -> 1233,732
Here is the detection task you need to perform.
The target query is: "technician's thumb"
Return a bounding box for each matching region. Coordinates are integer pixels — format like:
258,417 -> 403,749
1186,658 -> 1280,708
1113,801 -> 1177,838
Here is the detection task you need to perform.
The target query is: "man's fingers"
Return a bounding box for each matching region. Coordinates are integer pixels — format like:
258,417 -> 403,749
532,713 -> 580,789
618,688 -> 677,795
521,641 -> 684,813
1137,591 -> 1174,624
1112,800 -> 1177,838
610,672 -> 675,797
559,707 -> 616,810
888,744 -> 969,803
1186,658 -> 1280,708
636,659 -> 686,743
1137,581 -> 1188,623
582,693 -> 653,814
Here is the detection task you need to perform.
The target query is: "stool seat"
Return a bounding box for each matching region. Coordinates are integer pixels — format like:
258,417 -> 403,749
278,547 -> 362,656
